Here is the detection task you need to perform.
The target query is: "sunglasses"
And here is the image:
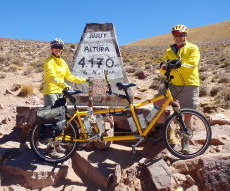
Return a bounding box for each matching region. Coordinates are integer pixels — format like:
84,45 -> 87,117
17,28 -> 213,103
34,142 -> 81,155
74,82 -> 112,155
173,33 -> 186,37
51,45 -> 64,49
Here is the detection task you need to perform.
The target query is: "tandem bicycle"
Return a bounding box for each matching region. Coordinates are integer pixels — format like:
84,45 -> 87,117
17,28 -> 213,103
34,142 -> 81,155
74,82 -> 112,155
30,60 -> 212,163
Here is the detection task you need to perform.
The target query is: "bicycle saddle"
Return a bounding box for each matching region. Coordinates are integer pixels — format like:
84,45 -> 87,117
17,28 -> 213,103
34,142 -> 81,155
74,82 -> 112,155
116,82 -> 136,90
64,90 -> 83,96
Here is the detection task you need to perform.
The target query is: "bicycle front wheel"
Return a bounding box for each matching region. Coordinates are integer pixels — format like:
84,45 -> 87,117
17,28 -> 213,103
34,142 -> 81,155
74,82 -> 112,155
164,109 -> 211,159
30,121 -> 79,163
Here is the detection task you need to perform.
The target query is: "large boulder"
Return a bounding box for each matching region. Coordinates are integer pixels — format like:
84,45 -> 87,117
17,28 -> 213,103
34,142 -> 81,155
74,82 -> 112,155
173,153 -> 230,190
0,147 -> 68,189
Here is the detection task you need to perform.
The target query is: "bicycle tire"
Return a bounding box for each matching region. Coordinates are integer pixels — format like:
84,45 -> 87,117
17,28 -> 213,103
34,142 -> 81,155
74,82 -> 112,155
30,121 -> 79,163
163,109 -> 211,159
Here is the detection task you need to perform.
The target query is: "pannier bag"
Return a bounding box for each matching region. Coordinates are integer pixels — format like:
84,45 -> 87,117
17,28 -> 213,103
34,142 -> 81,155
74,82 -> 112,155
37,106 -> 66,124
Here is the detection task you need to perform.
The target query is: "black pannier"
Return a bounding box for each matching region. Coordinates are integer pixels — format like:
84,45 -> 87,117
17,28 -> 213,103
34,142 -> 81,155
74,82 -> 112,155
37,106 -> 66,124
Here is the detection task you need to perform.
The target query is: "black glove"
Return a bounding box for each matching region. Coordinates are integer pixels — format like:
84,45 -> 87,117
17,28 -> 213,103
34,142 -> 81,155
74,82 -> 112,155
62,87 -> 69,95
169,60 -> 182,69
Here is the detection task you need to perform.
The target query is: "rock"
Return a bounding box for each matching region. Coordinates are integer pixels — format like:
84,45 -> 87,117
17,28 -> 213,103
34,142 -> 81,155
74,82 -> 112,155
185,174 -> 196,185
16,106 -> 38,129
173,173 -> 187,186
201,154 -> 230,190
172,153 -> 230,190
210,124 -> 230,146
71,152 -> 108,188
114,115 -> 130,131
172,157 -> 202,174
1,148 -> 68,189
109,164 -> 122,188
145,158 -> 175,190
138,158 -> 147,165
210,113 -> 230,125
16,106 -> 38,144
172,173 -> 196,188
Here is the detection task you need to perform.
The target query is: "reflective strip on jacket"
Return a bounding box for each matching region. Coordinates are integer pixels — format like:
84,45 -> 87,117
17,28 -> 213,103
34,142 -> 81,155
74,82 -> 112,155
43,55 -> 86,95
160,42 -> 200,86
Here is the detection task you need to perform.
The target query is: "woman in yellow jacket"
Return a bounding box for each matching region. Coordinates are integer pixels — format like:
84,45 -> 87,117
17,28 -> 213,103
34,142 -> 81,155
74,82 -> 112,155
43,38 -> 87,106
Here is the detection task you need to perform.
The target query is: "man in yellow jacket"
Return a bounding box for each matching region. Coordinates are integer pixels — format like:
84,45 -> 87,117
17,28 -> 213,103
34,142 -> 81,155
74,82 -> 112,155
43,38 -> 87,106
158,25 -> 200,153
160,24 -> 200,109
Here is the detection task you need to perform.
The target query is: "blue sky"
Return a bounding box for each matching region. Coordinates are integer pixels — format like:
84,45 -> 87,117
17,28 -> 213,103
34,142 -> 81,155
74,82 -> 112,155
0,0 -> 229,45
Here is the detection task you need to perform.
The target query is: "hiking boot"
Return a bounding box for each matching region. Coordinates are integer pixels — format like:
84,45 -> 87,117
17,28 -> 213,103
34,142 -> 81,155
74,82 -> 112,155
168,128 -> 180,145
181,138 -> 190,154
49,150 -> 63,158
55,145 -> 66,153
47,144 -> 65,158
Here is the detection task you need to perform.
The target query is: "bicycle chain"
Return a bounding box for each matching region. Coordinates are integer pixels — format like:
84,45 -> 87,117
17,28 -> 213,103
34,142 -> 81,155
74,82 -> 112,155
114,131 -> 139,136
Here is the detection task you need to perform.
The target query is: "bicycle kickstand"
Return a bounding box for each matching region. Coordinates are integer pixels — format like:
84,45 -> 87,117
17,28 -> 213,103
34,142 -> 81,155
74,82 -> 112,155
132,137 -> 144,154
87,133 -> 102,141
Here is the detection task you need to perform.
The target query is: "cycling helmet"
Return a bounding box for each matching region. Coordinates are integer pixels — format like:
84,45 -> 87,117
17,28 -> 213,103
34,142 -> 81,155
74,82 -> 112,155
172,24 -> 188,34
50,38 -> 64,48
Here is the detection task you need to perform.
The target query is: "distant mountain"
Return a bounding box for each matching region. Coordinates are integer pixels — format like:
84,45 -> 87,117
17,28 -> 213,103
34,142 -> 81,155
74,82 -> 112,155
126,20 -> 230,46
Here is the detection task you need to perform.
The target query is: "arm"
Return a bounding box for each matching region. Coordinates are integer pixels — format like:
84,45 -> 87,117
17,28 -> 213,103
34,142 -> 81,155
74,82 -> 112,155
180,45 -> 200,68
64,63 -> 87,83
158,51 -> 170,74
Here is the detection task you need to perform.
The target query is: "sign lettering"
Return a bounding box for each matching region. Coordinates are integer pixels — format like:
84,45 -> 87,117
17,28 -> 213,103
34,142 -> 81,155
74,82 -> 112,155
89,33 -> 107,38
83,46 -> 110,52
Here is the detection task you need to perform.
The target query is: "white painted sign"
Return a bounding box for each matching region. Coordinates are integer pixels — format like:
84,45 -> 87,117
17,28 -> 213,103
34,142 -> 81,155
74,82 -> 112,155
72,23 -> 131,106
73,31 -> 124,79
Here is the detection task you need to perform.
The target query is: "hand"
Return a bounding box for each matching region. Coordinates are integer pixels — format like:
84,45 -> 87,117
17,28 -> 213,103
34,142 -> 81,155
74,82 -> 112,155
169,60 -> 182,69
160,62 -> 167,70
62,86 -> 69,94
63,86 -> 70,91
87,77 -> 94,86
63,86 -> 72,92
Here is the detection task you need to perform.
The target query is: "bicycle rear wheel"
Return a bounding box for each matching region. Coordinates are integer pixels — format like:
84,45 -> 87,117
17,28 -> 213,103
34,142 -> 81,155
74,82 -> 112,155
164,109 -> 211,159
30,121 -> 79,163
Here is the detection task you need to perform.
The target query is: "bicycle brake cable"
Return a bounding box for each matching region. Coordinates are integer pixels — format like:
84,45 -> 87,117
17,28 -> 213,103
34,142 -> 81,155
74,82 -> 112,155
104,71 -> 112,95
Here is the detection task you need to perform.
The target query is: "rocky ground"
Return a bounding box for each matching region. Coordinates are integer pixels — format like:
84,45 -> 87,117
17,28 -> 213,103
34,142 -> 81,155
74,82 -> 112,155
0,37 -> 230,190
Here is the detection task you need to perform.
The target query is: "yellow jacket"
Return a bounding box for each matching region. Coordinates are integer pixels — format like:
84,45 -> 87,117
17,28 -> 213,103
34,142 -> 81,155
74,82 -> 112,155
43,55 -> 86,95
161,42 -> 200,86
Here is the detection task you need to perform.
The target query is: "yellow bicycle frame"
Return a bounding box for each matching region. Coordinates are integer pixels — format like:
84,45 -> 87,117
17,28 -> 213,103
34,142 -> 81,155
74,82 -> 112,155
57,89 -> 174,143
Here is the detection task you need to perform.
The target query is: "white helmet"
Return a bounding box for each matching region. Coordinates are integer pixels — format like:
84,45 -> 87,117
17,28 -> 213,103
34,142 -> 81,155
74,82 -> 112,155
50,38 -> 64,48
